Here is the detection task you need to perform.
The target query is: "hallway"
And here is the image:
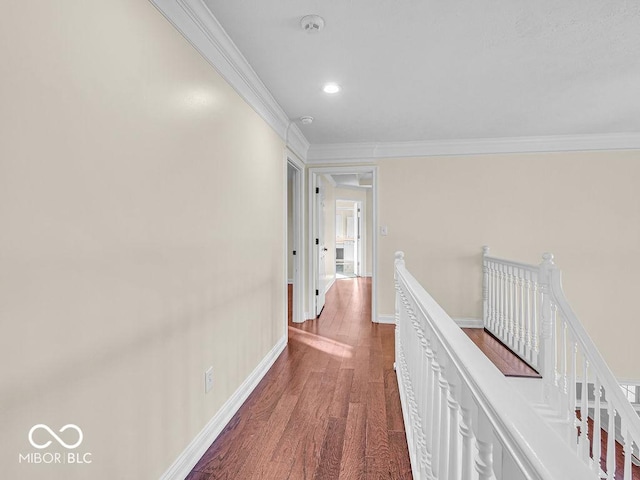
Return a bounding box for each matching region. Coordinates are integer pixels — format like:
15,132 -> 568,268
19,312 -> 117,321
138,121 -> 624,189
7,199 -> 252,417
186,278 -> 412,479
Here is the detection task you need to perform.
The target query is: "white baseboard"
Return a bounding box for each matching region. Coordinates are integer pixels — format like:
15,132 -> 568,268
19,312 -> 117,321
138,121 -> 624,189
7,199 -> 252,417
453,317 -> 483,328
287,279 -> 293,284
159,335 -> 287,480
377,314 -> 395,324
363,273 -> 372,278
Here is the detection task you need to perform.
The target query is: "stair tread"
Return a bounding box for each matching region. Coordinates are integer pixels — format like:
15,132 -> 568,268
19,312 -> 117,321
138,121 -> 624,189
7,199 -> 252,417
462,328 -> 541,377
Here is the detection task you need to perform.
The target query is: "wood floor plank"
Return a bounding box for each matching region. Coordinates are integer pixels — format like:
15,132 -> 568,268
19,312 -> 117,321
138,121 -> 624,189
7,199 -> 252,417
234,393 -> 299,479
366,381 -> 392,466
313,416 -> 348,480
384,368 -> 405,432
287,415 -> 330,480
329,368 -> 355,419
349,346 -> 371,403
271,371 -> 325,463
389,430 -> 413,479
339,402 -> 367,480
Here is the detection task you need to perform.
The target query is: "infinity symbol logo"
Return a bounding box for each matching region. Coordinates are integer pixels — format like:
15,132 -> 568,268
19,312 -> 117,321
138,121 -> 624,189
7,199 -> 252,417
28,424 -> 83,450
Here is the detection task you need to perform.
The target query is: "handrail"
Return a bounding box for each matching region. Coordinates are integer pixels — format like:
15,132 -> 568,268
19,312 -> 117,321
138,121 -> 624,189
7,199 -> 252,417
545,255 -> 640,473
394,251 -> 595,480
483,247 -> 640,479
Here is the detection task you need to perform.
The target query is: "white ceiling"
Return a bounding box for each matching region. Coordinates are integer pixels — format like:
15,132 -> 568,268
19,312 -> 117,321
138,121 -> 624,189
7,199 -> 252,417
202,0 -> 640,148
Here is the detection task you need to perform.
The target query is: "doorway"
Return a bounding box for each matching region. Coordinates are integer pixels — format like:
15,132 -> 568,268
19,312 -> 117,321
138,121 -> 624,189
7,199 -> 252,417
309,166 -> 378,323
335,200 -> 362,279
287,158 -> 304,324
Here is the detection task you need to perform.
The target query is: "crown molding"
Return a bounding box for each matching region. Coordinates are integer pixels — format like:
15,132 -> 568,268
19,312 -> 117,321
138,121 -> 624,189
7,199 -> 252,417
150,0 -> 309,161
306,133 -> 640,164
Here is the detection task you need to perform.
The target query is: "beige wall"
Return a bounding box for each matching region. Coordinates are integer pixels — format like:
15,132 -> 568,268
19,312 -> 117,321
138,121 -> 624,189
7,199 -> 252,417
0,1 -> 285,479
378,151 -> 640,379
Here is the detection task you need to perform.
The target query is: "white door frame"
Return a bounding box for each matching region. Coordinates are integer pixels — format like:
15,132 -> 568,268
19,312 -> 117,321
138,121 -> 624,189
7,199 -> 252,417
286,154 -> 305,324
355,200 -> 363,276
308,166 -> 378,323
313,175 -> 328,316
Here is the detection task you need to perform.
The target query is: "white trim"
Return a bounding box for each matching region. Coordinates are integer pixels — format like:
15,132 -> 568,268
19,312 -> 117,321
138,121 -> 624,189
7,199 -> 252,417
453,317 -> 484,328
150,0 -> 310,161
287,156 -> 305,324
304,311 -> 314,321
331,184 -> 371,192
363,273 -> 372,278
287,125 -> 310,163
287,279 -> 293,284
377,314 -> 395,324
308,166 -> 378,324
306,133 -> 640,163
159,335 -> 287,480
618,378 -> 640,386
324,276 -> 336,295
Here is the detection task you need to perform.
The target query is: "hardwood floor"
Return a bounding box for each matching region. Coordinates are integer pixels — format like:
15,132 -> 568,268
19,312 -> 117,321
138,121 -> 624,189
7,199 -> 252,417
186,278 -> 412,479
462,328 -> 541,378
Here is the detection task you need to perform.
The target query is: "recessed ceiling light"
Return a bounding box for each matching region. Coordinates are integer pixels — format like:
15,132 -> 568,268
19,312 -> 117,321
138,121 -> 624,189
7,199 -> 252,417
323,83 -> 341,94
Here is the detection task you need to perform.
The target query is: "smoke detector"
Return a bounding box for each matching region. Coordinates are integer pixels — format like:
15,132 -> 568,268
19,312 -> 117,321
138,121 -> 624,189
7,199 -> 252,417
299,116 -> 314,125
300,15 -> 325,33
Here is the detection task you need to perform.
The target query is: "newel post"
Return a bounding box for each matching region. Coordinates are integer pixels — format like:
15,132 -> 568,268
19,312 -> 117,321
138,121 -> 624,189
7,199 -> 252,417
395,251 -> 406,270
538,252 -> 557,402
482,246 -> 490,327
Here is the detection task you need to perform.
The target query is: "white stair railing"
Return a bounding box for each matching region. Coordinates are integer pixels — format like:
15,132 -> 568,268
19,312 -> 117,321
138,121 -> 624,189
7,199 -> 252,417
394,251 -> 595,480
483,246 -> 640,479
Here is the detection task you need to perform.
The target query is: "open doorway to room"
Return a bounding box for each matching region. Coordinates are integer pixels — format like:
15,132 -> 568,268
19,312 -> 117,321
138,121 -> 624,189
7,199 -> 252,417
287,158 -> 304,324
309,166 -> 377,322
335,200 -> 362,279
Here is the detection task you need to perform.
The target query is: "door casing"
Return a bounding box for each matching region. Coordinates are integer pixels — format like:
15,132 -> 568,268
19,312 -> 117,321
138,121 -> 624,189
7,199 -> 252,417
308,166 -> 378,323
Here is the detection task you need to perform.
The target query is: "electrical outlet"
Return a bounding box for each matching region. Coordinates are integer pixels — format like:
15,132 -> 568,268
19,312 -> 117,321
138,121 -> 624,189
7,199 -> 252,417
205,367 -> 214,393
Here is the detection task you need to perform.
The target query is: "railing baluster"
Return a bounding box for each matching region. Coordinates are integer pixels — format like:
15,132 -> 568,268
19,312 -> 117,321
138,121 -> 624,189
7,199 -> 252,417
423,332 -> 434,477
475,414 -> 495,480
606,402 -> 616,480
522,271 -> 536,368
459,386 -> 476,480
579,356 -> 590,463
447,373 -> 461,480
570,340 -> 578,450
430,355 -> 442,478
491,262 -> 497,331
438,361 -> 451,480
507,265 -> 514,346
532,278 -> 540,362
518,269 -> 526,358
551,302 -> 559,411
499,265 -> 507,338
592,377 -> 602,474
622,423 -> 632,480
560,319 -> 568,415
